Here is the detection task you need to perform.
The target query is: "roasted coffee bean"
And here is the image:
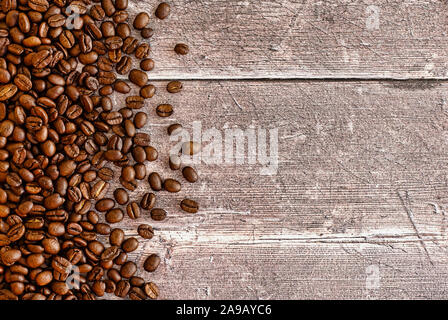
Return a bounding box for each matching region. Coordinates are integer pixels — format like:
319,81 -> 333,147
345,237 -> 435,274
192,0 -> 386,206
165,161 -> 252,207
144,282 -> 159,299
134,112 -> 148,129
180,199 -> 199,213
155,2 -> 171,20
140,193 -> 156,210
129,69 -> 148,87
129,287 -> 146,300
133,133 -> 150,146
150,208 -> 166,221
120,261 -> 137,278
148,172 -> 162,191
141,27 -> 154,39
135,43 -> 150,59
0,0 -> 176,300
114,188 -> 129,205
106,209 -> 124,224
143,254 -> 160,272
140,58 -> 154,71
122,237 -> 138,253
182,166 -> 198,182
175,43 -> 190,55
134,163 -> 147,180
113,80 -> 131,94
110,228 -> 125,247
133,12 -> 149,29
98,167 -> 114,181
138,224 -> 154,239
145,146 -> 158,161
95,198 -> 115,212
164,179 -> 181,193
156,104 -> 173,117
101,246 -> 120,262
122,36 -> 138,54
169,155 -> 181,170
115,280 -> 130,298
126,202 -> 140,219
116,55 -> 132,75
139,84 -> 155,99
0,84 -> 17,101
167,81 -> 183,93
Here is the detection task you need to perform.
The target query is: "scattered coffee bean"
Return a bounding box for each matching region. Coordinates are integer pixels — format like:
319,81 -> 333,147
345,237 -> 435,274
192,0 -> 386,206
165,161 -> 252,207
180,199 -> 199,213
155,3 -> 171,20
138,224 -> 154,239
144,254 -> 160,272
167,80 -> 183,93
183,166 -> 198,182
174,43 -> 189,55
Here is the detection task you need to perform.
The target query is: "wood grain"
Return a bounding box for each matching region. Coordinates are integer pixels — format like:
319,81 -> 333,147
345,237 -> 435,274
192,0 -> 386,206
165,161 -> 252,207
106,80 -> 448,299
129,0 -> 448,79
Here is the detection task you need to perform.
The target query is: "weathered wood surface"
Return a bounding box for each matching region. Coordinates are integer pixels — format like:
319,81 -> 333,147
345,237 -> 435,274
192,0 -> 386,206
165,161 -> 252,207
136,0 -> 448,79
106,80 -> 448,299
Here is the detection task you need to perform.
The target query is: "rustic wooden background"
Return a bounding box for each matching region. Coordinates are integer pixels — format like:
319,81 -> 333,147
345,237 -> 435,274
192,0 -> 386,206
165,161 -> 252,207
113,0 -> 448,299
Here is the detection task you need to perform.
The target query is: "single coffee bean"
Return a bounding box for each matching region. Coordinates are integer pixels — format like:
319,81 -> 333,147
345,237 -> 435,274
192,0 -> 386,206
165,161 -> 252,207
143,254 -> 160,272
98,167 -> 114,181
169,155 -> 181,170
110,228 -> 125,246
180,199 -> 199,213
155,2 -> 171,19
120,261 -> 137,279
133,133 -> 150,146
164,179 -> 181,193
156,104 -> 173,117
129,69 -> 148,87
134,112 -> 147,129
145,146 -> 158,161
148,172 -> 162,191
126,202 -> 140,219
140,193 -> 156,210
140,58 -> 154,71
182,166 -> 198,183
141,27 -> 154,39
150,208 -> 166,221
95,198 -> 115,212
167,80 -> 183,93
116,55 -> 132,75
125,96 -> 144,109
135,43 -> 150,59
140,84 -> 155,99
106,209 -> 124,224
129,287 -> 147,300
114,188 -> 129,205
167,123 -> 182,135
130,277 -> 145,287
138,224 -> 154,239
122,237 -> 138,253
115,280 -> 130,298
115,0 -> 128,10
144,282 -> 159,299
121,166 -> 135,182
133,12 -> 150,29
174,43 -> 189,55
134,163 -> 147,180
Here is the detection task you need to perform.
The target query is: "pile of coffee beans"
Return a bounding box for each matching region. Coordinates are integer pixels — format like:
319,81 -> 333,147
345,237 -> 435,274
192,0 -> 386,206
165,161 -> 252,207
0,0 -> 199,300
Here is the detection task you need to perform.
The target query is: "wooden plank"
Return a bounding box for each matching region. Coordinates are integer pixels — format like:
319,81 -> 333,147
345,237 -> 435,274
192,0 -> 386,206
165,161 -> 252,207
127,0 -> 448,79
104,80 -> 448,299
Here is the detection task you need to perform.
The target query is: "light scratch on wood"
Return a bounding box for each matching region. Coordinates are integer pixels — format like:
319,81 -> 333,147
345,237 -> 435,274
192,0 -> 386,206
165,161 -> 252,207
227,88 -> 243,110
397,190 -> 434,266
